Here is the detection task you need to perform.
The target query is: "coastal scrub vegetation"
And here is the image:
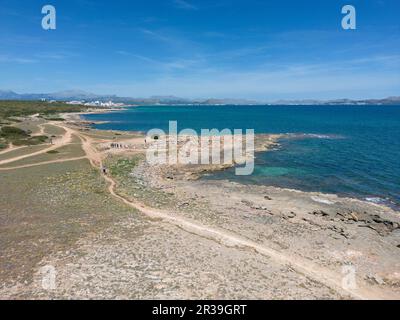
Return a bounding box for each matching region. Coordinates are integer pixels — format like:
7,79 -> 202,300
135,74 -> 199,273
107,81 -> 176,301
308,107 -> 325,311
0,100 -> 85,119
109,157 -> 140,177
0,126 -> 29,138
0,125 -> 48,146
0,100 -> 88,147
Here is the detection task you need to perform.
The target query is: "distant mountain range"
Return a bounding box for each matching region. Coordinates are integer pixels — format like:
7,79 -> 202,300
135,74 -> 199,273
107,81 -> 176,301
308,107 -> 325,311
0,90 -> 399,106
0,90 -> 118,102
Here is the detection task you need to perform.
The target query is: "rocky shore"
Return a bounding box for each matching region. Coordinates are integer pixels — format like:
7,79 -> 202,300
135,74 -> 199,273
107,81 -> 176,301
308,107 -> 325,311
106,135 -> 400,299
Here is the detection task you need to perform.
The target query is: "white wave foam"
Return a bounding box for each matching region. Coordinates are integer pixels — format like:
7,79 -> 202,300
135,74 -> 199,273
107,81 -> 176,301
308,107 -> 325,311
311,196 -> 335,205
365,197 -> 385,204
286,133 -> 345,140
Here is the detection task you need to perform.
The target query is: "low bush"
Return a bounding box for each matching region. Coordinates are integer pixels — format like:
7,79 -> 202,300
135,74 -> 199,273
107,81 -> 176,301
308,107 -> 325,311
0,126 -> 29,138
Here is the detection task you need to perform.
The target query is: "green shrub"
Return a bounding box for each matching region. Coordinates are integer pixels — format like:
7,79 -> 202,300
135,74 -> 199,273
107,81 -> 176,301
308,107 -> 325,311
10,139 -> 28,146
43,117 -> 65,121
31,135 -> 48,142
11,135 -> 48,146
0,126 -> 29,138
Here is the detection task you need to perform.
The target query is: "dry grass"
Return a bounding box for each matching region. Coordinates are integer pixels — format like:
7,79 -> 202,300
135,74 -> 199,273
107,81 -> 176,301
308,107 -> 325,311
0,159 -> 139,289
0,145 -> 49,162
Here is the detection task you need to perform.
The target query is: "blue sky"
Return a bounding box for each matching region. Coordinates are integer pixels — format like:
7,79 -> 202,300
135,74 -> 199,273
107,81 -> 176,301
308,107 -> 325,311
0,0 -> 399,100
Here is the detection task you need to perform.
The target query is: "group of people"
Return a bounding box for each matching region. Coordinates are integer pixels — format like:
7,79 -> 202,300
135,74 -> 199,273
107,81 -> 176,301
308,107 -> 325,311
110,142 -> 124,149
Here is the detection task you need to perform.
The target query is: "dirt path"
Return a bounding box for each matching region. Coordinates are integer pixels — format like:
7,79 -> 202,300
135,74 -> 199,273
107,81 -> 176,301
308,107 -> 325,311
0,144 -> 25,155
0,124 -> 74,166
0,156 -> 87,171
51,123 -> 397,300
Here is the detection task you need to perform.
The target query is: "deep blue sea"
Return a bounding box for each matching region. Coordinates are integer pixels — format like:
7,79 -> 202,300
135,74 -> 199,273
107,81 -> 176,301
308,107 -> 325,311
84,105 -> 400,210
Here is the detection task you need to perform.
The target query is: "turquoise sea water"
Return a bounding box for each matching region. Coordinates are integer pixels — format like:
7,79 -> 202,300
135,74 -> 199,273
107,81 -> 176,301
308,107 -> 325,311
84,105 -> 400,209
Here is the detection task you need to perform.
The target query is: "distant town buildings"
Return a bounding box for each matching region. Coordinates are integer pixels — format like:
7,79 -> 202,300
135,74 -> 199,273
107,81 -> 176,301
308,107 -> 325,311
66,100 -> 125,107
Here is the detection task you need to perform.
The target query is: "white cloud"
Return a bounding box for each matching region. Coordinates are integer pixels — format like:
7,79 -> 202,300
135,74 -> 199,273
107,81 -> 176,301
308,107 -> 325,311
173,0 -> 198,10
88,56 -> 400,100
0,55 -> 37,64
